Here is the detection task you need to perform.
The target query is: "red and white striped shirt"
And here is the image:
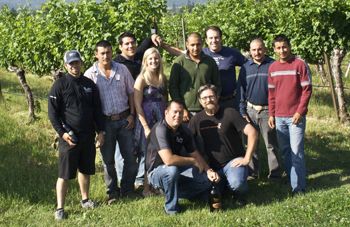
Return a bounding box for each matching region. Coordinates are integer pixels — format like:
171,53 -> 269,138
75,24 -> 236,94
268,57 -> 312,117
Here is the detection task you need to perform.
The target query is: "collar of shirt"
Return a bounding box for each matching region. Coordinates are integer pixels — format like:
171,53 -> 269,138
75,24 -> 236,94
92,61 -> 119,80
248,55 -> 274,66
184,51 -> 208,63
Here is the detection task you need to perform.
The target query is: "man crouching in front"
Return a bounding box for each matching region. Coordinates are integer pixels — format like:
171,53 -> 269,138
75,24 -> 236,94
145,100 -> 220,215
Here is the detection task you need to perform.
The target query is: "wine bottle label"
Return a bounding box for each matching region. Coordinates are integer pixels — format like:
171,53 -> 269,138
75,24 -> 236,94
212,202 -> 221,209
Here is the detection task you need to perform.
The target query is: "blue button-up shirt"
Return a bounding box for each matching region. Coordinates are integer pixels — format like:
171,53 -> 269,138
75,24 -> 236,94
84,61 -> 134,116
238,56 -> 274,115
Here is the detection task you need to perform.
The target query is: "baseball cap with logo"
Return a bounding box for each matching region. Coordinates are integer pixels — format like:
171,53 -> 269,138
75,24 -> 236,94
64,50 -> 82,64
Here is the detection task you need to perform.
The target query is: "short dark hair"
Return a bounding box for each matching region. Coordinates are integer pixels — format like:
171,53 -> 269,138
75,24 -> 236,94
186,32 -> 202,42
205,25 -> 222,38
118,32 -> 136,45
95,40 -> 112,51
273,34 -> 291,47
197,84 -> 218,98
166,99 -> 185,110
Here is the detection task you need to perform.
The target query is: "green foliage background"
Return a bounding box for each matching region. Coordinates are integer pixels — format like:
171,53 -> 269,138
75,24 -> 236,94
160,0 -> 350,64
0,0 -> 166,76
0,0 -> 349,75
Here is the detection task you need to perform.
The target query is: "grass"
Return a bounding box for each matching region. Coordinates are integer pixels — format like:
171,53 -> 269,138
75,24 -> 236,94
1,67 -> 350,226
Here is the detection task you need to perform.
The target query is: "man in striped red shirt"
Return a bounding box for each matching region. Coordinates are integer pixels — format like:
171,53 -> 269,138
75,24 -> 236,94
267,34 -> 312,196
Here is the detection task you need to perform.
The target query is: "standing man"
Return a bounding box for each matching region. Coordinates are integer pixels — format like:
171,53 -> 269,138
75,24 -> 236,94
189,85 -> 258,202
238,38 -> 282,179
48,50 -> 105,220
115,32 -> 181,188
203,26 -> 246,110
84,40 -> 138,202
169,32 -> 221,122
115,32 -> 158,79
146,100 -> 219,215
268,34 -> 312,195
115,32 -> 180,79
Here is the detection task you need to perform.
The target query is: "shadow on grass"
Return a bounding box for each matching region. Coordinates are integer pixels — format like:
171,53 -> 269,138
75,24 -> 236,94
305,131 -> 350,189
223,128 -> 350,208
311,87 -> 350,108
0,115 -> 57,206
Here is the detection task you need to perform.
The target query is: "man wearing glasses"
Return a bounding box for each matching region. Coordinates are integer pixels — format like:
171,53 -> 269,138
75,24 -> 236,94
189,84 -> 258,204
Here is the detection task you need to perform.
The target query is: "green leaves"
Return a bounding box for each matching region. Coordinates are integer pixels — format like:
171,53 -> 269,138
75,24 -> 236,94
160,0 -> 350,64
0,0 -> 166,76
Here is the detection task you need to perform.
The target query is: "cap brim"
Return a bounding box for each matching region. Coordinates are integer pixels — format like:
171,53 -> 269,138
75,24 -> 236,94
66,57 -> 82,64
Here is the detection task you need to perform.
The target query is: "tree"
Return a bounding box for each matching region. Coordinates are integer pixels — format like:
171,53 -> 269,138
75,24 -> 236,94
160,0 -> 350,123
0,0 -> 167,122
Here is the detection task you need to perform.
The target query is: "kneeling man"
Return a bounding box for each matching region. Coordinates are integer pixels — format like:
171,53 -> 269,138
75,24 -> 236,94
146,100 -> 219,215
189,84 -> 258,201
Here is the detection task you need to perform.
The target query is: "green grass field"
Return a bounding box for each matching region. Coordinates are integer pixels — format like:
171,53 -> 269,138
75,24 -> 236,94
0,68 -> 350,226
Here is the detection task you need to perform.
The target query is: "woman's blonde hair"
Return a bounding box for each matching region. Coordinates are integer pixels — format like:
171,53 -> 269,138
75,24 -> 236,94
139,47 -> 166,87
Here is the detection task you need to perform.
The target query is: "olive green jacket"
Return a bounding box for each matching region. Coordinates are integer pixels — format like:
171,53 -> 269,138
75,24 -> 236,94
169,52 -> 221,112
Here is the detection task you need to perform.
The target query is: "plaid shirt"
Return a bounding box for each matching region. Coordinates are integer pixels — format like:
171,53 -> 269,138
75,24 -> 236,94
84,61 -> 134,116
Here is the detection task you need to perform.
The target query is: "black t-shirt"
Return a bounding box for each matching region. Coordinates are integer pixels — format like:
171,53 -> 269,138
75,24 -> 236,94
114,37 -> 154,79
188,107 -> 247,170
146,119 -> 196,173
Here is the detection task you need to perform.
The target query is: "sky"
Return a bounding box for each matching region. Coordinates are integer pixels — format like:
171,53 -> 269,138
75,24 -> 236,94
0,0 -> 208,9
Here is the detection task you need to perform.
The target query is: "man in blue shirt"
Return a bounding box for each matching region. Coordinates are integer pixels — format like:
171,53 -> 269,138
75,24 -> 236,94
203,26 -> 247,110
238,38 -> 282,179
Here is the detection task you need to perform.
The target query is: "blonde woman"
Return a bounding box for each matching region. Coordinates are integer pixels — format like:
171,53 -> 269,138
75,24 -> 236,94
134,47 -> 167,194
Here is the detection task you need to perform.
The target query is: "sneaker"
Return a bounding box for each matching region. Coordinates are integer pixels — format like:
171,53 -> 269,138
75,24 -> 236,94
54,209 -> 67,221
81,199 -> 96,209
107,193 -> 119,205
134,183 -> 144,191
232,192 -> 247,207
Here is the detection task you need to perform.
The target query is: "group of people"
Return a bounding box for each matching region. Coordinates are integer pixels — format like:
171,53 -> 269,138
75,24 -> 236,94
48,25 -> 312,220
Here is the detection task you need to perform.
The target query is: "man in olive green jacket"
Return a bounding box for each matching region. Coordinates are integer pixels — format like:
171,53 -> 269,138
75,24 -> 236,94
169,32 -> 221,122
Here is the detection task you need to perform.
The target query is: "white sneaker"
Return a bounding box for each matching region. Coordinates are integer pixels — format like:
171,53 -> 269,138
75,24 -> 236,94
81,199 -> 96,209
54,209 -> 67,220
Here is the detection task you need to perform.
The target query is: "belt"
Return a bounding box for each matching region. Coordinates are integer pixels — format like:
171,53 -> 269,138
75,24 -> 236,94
247,101 -> 268,111
105,109 -> 130,121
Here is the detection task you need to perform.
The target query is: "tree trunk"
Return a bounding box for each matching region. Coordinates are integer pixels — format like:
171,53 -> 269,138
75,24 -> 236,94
0,81 -> 4,103
52,69 -> 64,81
16,69 -> 36,123
345,61 -> 350,78
315,63 -> 327,86
324,54 -> 339,121
330,48 -> 350,124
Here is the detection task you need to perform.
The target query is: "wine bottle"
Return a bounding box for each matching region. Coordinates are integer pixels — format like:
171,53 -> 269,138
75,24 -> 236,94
151,17 -> 158,34
209,183 -> 222,212
62,123 -> 78,144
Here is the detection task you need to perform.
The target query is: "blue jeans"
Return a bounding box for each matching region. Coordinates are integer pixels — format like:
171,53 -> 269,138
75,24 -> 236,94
101,119 -> 138,195
247,107 -> 282,178
217,158 -> 248,194
115,144 -> 145,186
275,116 -> 306,192
149,165 -> 211,214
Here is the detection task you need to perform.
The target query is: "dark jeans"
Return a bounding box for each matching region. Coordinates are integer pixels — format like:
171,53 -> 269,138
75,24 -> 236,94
100,118 -> 138,195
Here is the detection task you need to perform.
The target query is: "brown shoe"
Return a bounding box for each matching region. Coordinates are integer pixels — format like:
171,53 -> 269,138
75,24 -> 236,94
107,193 -> 119,205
